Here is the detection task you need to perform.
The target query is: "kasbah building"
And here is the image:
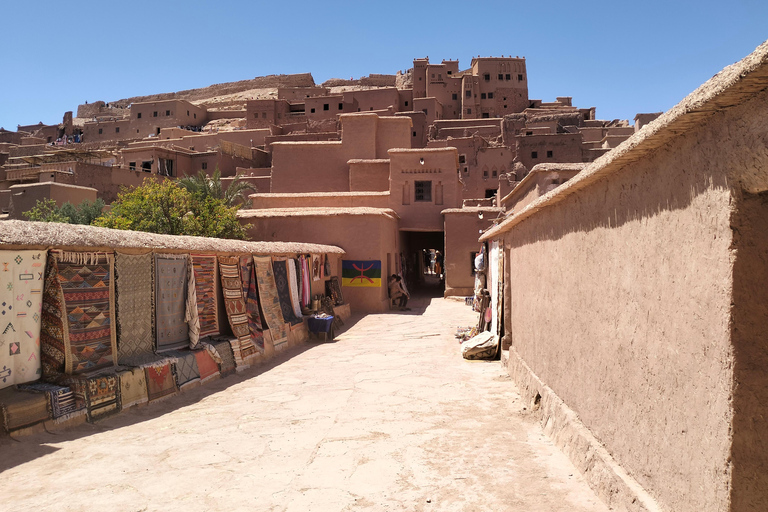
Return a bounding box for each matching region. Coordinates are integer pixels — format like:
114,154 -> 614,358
1,39 -> 768,511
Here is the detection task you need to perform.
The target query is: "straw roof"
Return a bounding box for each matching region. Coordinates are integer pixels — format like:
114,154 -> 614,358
482,39 -> 768,242
0,220 -> 344,255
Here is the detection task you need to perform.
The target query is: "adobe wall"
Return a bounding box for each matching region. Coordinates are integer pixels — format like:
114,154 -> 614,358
498,89 -> 768,512
270,142 -> 348,192
348,160 -> 390,191
59,163 -> 161,203
250,192 -> 389,209
442,208 -> 499,296
241,212 -> 398,312
388,148 -> 461,231
514,133 -> 584,170
499,164 -> 584,212
8,182 -> 97,219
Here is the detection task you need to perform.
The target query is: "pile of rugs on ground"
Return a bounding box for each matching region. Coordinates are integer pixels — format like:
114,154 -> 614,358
0,249 -> 336,434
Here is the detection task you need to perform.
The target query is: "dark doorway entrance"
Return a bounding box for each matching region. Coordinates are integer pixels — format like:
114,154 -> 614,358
400,230 -> 444,298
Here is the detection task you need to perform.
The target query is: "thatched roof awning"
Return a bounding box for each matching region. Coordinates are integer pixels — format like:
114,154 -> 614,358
0,220 -> 344,255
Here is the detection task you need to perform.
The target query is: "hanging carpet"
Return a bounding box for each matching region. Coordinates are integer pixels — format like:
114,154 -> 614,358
239,256 -> 264,352
46,251 -> 118,376
145,361 -> 178,402
252,256 -> 289,346
164,349 -> 200,388
194,349 -> 219,383
211,338 -> 236,377
217,257 -> 257,358
115,252 -> 155,363
119,367 -> 148,409
0,249 -> 46,390
191,254 -> 219,339
154,254 -> 189,352
272,259 -> 302,327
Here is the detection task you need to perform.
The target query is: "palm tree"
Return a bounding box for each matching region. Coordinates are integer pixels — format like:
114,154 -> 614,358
177,168 -> 256,208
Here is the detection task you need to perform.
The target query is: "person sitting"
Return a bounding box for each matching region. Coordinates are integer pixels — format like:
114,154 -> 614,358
388,274 -> 410,311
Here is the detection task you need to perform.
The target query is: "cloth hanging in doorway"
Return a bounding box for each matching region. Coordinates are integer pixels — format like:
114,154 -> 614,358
239,256 -> 264,350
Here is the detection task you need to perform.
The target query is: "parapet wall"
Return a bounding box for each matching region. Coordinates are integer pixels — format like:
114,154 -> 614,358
76,74 -> 316,112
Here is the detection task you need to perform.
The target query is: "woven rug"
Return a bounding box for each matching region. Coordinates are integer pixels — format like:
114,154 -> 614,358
194,349 -> 219,383
239,256 -> 263,353
0,250 -> 46,389
119,368 -> 148,409
253,256 -> 289,345
83,372 -> 121,422
300,255 -> 311,307
41,253 -> 66,381
191,255 -> 219,339
218,257 -> 257,356
272,259 -> 302,327
165,349 -> 200,388
18,381 -> 80,419
55,251 -> 118,375
211,339 -> 236,377
287,259 -> 303,320
115,252 -> 155,362
145,362 -> 178,402
155,254 -> 189,352
0,387 -> 50,431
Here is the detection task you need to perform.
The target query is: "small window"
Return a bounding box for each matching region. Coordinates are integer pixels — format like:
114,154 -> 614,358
153,111 -> 158,117
488,92 -> 494,99
129,162 -> 136,170
413,131 -> 417,137
137,113 -> 142,119
422,108 -> 428,116
482,113 -> 490,118
262,112 -> 267,118
518,74 -> 524,81
463,167 -> 468,173
202,162 -> 208,170
166,110 -> 170,116
431,74 -> 435,78
492,169 -> 497,177
481,93 -> 487,100
505,74 -> 511,80
115,127 -> 120,133
526,131 -> 533,135
339,103 -> 343,110
447,70 -> 452,75
547,150 -> 553,158
452,93 -> 457,100
467,108 -> 472,114
465,90 -> 472,98
404,101 -> 409,107
485,189 -> 496,198
187,110 -> 190,116
503,105 -> 507,109
483,73 -> 490,81
498,74 -> 503,80
458,154 -> 466,164
323,103 -> 329,111
310,108 -> 315,113
531,151 -> 538,159
194,113 -> 196,119
414,181 -> 432,202
98,128 -> 102,134
141,161 -> 152,172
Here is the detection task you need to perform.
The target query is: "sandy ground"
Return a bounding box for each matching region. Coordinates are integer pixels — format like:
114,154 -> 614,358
0,292 -> 607,512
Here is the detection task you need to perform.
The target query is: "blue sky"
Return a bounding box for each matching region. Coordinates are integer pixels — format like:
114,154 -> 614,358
1,0 -> 766,130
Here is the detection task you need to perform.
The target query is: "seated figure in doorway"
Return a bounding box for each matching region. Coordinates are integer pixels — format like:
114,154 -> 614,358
388,274 -> 410,311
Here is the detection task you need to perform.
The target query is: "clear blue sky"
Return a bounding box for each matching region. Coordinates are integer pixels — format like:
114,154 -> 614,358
1,0 -> 766,130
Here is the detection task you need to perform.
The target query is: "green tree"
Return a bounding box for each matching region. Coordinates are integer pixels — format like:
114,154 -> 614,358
22,198 -> 69,223
23,197 -> 106,225
94,178 -> 248,240
177,169 -> 256,208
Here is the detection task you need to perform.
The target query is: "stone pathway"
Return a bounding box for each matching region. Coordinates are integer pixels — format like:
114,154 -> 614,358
0,295 -> 607,512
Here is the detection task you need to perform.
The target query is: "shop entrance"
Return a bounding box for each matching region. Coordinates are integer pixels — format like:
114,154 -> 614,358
399,230 -> 444,297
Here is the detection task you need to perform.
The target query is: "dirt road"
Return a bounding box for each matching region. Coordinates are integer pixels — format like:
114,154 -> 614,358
0,295 -> 607,512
